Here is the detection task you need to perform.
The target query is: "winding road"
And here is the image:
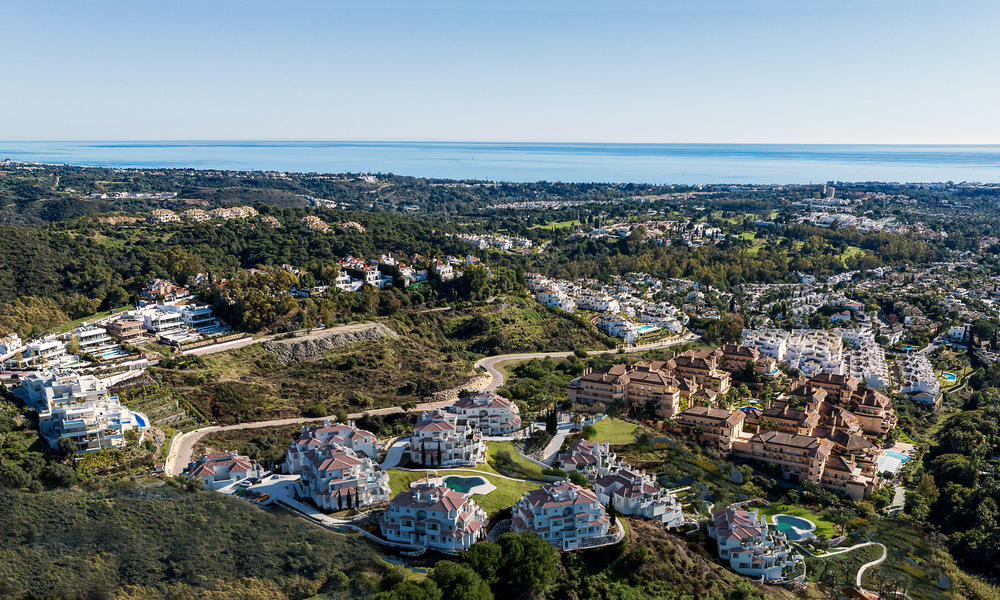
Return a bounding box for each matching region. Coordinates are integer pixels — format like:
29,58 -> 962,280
166,332 -> 699,476
475,332 -> 700,391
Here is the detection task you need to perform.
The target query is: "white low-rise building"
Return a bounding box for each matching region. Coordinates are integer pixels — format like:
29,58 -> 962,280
708,506 -> 800,582
408,409 -> 487,467
295,443 -> 389,510
286,420 -> 378,473
380,475 -> 487,553
898,352 -> 941,404
184,451 -> 266,490
554,439 -> 622,481
511,481 -> 611,550
449,392 -> 522,436
19,370 -> 144,452
594,468 -> 684,527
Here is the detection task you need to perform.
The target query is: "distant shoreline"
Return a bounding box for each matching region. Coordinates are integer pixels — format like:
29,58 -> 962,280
3,141 -> 999,185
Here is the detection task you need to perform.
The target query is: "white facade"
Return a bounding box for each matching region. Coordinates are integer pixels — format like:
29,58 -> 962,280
511,482 -> 611,550
555,440 -> 622,481
75,327 -> 116,355
708,506 -> 799,582
380,476 -> 487,553
19,370 -> 143,452
408,409 -> 487,467
449,392 -> 522,436
594,468 -> 684,527
286,420 -> 378,473
185,451 -> 266,490
898,352 -> 941,404
295,443 -> 389,510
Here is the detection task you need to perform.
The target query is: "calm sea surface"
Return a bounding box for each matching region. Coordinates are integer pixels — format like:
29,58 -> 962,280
1,141 -> 999,184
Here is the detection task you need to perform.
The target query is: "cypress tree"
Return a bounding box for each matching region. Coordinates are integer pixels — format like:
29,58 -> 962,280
422,442 -> 427,465
337,491 -> 343,511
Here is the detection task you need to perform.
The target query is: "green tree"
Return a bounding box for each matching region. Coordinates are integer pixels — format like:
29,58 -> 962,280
496,532 -> 558,599
429,561 -> 493,600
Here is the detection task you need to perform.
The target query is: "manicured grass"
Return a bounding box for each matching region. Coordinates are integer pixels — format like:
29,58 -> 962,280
483,441 -> 547,480
387,468 -> 541,517
532,219 -> 580,230
840,246 -> 865,262
758,504 -> 837,539
589,417 -> 637,444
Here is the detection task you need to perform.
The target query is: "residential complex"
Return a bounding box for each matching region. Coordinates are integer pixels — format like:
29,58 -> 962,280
407,408 -> 487,467
554,439 -> 622,481
380,475 -> 487,553
511,481 -> 612,550
594,468 -> 685,527
708,506 -> 800,581
286,420 -> 378,472
294,443 -> 389,510
183,451 -> 266,490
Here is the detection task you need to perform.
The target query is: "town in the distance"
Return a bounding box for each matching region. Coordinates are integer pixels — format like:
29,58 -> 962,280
2,161 -> 1000,600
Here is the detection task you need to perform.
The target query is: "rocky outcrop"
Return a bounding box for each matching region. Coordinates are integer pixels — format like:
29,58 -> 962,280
262,323 -> 398,364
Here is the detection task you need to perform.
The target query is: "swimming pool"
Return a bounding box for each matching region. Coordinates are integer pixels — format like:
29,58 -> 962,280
133,412 -> 148,428
771,514 -> 816,541
443,475 -> 490,494
942,372 -> 957,382
884,450 -> 910,463
902,345 -> 918,351
636,325 -> 658,334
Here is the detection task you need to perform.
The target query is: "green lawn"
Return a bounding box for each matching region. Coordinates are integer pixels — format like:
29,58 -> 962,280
588,418 -> 637,444
387,468 -> 541,517
758,503 -> 837,539
483,441 -> 547,480
840,246 -> 865,262
50,305 -> 135,334
531,219 -> 580,230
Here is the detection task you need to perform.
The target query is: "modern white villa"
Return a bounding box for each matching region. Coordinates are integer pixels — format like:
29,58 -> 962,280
380,475 -> 487,553
511,481 -> 611,550
18,370 -> 146,452
708,506 -> 800,581
593,468 -> 684,528
407,409 -> 487,467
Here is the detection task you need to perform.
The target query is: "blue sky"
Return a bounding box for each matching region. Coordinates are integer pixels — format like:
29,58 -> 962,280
1,0 -> 997,143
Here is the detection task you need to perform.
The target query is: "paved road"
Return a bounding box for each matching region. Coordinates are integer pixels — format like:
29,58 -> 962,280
168,333 -> 698,475
166,399 -> 455,476
475,333 -> 700,392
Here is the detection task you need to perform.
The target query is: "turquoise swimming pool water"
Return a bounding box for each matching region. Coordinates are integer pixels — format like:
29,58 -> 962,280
443,475 -> 487,494
772,515 -> 816,541
942,372 -> 957,382
636,325 -> 657,333
134,413 -> 146,427
884,450 -> 910,463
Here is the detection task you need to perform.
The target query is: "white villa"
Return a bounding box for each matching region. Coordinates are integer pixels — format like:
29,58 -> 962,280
184,451 -> 266,490
449,392 -> 522,436
898,352 -> 941,404
554,439 -> 622,481
18,370 -> 145,452
380,475 -> 487,553
708,506 -> 800,582
295,443 -> 389,510
511,481 -> 611,550
594,468 -> 684,528
408,409 -> 487,467
286,420 -> 378,473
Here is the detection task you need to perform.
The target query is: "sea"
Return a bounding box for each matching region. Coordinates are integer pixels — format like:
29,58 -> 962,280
2,141 -> 999,185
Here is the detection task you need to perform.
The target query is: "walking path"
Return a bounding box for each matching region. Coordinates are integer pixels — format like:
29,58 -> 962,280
856,543 -> 888,589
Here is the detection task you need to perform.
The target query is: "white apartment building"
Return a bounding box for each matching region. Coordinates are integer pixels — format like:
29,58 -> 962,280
19,370 -> 144,452
432,261 -> 456,281
286,420 -> 378,473
575,292 -> 621,313
594,468 -> 684,528
449,392 -> 522,436
295,443 -> 390,510
554,439 -> 622,481
898,352 -> 941,404
380,475 -> 487,553
742,328 -> 848,378
0,333 -> 25,363
408,409 -> 487,467
143,311 -> 185,336
708,506 -> 799,582
75,326 -> 117,356
24,339 -> 71,368
639,303 -> 686,333
597,314 -> 639,344
536,288 -> 577,313
511,481 -> 611,550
